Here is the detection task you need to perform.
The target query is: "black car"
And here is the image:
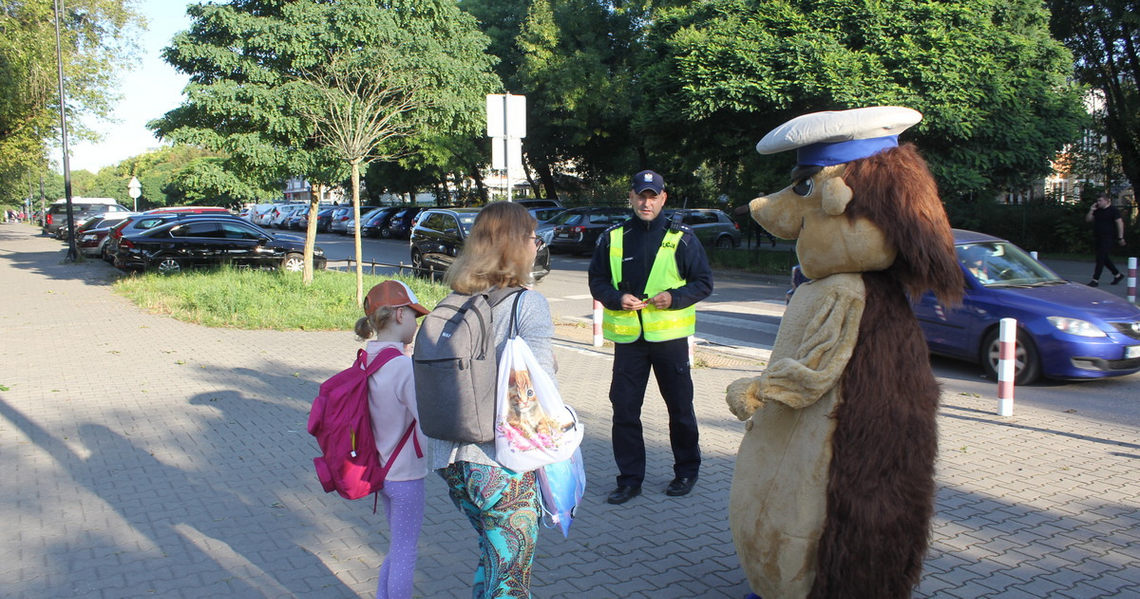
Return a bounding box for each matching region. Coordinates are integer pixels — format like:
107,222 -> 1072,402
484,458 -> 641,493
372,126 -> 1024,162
104,211 -> 246,264
545,206 -> 630,255
360,206 -> 401,238
315,207 -> 336,233
409,207 -> 550,280
114,217 -> 326,274
386,207 -> 426,239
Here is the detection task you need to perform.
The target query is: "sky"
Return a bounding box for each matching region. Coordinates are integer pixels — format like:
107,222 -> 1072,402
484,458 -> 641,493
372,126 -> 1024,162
66,0 -> 192,173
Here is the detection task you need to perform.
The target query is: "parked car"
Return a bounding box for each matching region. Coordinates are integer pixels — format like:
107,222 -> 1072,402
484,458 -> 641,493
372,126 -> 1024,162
146,206 -> 231,216
114,216 -> 325,274
531,206 -> 565,223
41,198 -> 132,238
514,198 -> 565,224
664,208 -> 741,249
386,207 -> 426,239
341,207 -> 384,236
361,206 -> 401,238
77,214 -> 137,258
252,204 -> 283,226
245,204 -> 277,224
104,211 -> 245,264
269,204 -> 307,229
409,207 -> 550,281
545,206 -> 630,255
329,206 -> 355,234
314,207 -> 336,233
788,229 -> 1140,384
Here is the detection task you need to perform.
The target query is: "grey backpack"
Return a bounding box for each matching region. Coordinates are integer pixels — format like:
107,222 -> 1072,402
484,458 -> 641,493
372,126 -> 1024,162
413,287 -> 522,443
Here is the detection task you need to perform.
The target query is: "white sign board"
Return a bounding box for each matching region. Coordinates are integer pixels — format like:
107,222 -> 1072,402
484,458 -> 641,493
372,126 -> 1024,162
486,94 -> 527,139
492,137 -> 523,171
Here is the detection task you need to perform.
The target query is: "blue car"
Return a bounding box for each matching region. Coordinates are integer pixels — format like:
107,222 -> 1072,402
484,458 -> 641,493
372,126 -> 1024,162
791,229 -> 1140,384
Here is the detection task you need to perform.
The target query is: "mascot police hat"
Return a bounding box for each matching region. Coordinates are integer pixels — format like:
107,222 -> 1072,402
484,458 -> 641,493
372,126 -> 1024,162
755,106 -> 922,167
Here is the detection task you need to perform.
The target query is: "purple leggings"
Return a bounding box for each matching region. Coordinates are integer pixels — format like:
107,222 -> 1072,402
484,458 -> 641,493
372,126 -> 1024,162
376,479 -> 425,599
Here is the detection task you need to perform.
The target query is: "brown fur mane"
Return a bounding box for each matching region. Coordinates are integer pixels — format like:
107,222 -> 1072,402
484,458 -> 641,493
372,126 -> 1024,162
843,143 -> 963,306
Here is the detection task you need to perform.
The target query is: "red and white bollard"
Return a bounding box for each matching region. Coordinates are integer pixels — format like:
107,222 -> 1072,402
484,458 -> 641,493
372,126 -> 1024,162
592,300 -> 604,347
1128,257 -> 1137,305
997,318 -> 1017,417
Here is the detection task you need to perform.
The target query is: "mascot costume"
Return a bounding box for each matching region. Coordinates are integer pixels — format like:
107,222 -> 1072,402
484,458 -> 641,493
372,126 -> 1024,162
726,106 -> 963,599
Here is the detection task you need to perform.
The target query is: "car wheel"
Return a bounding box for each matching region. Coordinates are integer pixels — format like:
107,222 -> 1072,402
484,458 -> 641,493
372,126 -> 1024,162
153,255 -> 185,275
980,327 -> 1041,386
410,248 -> 427,276
716,235 -> 735,249
101,241 -> 114,263
281,253 -> 305,272
379,226 -> 392,239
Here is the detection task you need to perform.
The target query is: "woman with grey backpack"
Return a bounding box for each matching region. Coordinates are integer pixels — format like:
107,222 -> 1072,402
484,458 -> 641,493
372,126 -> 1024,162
416,201 -> 554,598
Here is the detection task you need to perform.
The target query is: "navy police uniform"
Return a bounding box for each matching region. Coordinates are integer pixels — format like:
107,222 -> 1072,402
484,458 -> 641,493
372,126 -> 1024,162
587,212 -> 714,489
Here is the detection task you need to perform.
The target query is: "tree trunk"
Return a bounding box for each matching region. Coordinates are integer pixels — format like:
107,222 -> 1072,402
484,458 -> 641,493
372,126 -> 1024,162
472,167 -> 487,205
532,160 -> 558,199
352,160 -> 365,307
302,183 -> 321,284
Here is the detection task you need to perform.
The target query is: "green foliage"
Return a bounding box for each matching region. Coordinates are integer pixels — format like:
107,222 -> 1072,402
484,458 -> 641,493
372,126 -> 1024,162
113,267 -> 450,330
513,0 -> 644,187
1048,0 -> 1140,197
0,0 -> 144,204
152,0 -> 498,194
639,0 -> 1087,201
944,195 -> 1097,253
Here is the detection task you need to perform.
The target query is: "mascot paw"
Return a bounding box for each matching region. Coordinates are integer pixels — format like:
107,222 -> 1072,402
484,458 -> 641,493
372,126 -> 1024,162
726,377 -> 763,421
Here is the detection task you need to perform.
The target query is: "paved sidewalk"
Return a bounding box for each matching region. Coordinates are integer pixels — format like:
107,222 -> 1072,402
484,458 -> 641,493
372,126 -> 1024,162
1,224 -> 1137,599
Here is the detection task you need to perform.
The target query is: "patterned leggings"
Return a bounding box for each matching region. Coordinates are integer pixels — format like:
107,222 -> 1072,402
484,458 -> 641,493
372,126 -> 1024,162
376,479 -> 425,599
441,462 -> 540,599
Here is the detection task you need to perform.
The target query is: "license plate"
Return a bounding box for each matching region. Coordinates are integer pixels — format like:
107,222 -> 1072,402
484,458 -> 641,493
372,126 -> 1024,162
1127,346 -> 1140,359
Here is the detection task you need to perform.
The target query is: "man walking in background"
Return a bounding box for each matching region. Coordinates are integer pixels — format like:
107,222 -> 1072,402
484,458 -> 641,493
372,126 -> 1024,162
1086,193 -> 1126,287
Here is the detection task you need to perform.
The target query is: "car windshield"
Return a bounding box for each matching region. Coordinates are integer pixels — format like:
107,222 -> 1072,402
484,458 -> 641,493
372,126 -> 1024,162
549,211 -> 583,226
956,241 -> 1064,287
457,213 -> 479,234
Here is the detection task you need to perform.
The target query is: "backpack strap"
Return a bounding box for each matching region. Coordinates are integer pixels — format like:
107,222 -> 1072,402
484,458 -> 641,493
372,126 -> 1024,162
507,288 -> 528,338
362,346 -> 403,375
487,285 -> 524,308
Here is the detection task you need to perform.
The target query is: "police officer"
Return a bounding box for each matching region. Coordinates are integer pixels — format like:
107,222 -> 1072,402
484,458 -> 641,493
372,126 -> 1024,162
588,170 -> 714,505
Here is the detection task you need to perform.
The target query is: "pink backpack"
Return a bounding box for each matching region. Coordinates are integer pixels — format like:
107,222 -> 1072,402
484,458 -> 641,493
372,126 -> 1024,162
308,347 -> 422,508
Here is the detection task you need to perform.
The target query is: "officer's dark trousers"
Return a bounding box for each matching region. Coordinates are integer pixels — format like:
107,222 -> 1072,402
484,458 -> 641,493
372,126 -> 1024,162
609,336 -> 701,487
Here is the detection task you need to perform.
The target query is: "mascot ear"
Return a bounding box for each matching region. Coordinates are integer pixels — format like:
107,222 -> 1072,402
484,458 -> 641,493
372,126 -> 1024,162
821,175 -> 854,216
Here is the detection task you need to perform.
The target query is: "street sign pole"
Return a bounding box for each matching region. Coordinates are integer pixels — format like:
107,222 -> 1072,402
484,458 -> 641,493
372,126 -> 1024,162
487,93 -> 526,202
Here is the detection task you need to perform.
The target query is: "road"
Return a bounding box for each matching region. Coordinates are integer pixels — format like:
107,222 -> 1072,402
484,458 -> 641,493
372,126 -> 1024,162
313,230 -> 1140,428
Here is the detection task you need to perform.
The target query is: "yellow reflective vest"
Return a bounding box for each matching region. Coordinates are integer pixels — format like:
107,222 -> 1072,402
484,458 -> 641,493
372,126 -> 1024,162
603,227 -> 697,343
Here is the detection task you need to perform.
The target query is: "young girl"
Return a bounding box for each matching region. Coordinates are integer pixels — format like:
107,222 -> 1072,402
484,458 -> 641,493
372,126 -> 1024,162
356,280 -> 430,599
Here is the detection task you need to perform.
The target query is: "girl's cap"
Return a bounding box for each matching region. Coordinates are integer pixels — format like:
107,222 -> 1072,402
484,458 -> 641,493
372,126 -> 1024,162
364,280 -> 430,317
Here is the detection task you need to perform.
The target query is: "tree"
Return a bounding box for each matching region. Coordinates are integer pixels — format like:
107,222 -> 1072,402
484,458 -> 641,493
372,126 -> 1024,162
0,0 -> 143,204
292,48 -> 431,293
1048,0 -> 1140,198
152,0 -> 498,290
636,0 -> 1087,202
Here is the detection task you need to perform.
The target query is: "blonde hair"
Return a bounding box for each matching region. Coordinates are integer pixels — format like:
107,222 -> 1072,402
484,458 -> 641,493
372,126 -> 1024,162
445,201 -> 537,293
354,306 -> 396,341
